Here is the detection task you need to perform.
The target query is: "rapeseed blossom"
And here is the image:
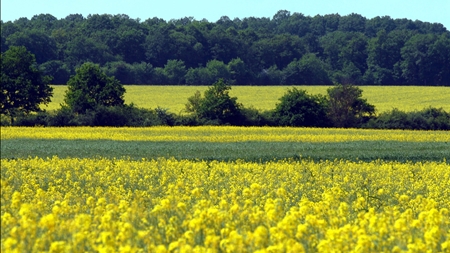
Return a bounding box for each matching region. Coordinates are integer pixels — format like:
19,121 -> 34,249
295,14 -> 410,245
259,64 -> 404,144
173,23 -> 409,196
1,157 -> 449,252
2,126 -> 449,142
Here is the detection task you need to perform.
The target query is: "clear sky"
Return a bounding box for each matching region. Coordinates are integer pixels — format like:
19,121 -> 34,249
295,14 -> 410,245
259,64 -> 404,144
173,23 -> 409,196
1,0 -> 449,29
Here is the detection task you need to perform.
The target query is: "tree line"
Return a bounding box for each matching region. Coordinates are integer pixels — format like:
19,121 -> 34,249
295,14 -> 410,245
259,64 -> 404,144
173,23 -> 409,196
1,11 -> 450,85
1,48 -> 449,129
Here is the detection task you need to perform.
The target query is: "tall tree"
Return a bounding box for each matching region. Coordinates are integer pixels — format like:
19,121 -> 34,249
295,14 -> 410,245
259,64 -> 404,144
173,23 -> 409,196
365,29 -> 412,84
64,62 -> 125,113
163,60 -> 187,84
327,84 -> 375,127
185,79 -> 242,124
1,46 -> 53,123
251,34 -> 306,70
401,34 -> 450,85
281,53 -> 332,84
6,29 -> 58,64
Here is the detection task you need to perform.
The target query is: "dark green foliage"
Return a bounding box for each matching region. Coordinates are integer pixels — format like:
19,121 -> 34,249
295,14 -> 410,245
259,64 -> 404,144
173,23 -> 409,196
400,34 -> 450,85
39,60 -> 71,84
64,62 -> 125,113
2,12 -> 448,85
13,111 -> 50,126
102,61 -> 136,84
273,88 -> 328,127
154,107 -> 176,126
240,107 -> 273,126
365,107 -> 450,130
185,79 -> 243,125
327,84 -> 375,127
256,66 -> 283,85
0,46 -> 53,123
9,100 -> 449,130
43,104 -> 169,127
185,60 -> 232,85
6,29 -> 58,64
163,60 -> 187,84
281,53 -> 332,84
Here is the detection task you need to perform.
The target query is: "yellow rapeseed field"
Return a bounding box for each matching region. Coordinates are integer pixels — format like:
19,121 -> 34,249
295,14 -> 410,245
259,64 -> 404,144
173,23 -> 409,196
2,126 -> 450,143
1,157 -> 449,252
46,85 -> 450,113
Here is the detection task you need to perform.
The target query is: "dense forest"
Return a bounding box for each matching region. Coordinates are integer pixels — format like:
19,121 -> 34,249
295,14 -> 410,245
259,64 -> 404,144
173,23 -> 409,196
1,11 -> 450,85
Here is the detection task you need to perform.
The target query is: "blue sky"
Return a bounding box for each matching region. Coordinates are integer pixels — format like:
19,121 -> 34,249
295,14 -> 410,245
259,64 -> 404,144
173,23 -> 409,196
1,0 -> 449,29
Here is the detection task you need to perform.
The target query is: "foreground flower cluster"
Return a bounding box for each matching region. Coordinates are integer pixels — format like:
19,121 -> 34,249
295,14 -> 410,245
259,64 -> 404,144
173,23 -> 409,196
1,157 -> 449,252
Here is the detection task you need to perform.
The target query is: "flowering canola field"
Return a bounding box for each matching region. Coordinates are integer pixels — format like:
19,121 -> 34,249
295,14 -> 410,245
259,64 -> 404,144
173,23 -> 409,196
47,85 -> 450,113
1,157 -> 449,252
2,126 -> 449,143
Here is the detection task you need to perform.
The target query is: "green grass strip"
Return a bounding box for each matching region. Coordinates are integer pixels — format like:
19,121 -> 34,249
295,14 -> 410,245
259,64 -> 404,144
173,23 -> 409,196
1,139 -> 448,162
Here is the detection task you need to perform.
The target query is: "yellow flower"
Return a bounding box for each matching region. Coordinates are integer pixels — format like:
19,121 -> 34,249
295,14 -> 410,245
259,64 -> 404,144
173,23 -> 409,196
49,241 -> 67,253
39,214 -> 56,230
11,191 -> 22,209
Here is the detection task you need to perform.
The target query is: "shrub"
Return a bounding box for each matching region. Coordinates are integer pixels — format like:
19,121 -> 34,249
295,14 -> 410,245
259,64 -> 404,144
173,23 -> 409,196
365,107 -> 450,130
273,88 -> 329,127
327,84 -> 375,128
13,111 -> 50,126
185,79 -> 244,125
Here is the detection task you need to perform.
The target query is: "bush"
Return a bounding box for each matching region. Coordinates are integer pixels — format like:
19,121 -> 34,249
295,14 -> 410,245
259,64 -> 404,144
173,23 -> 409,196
0,114 -> 11,126
154,107 -> 175,126
240,106 -> 271,126
273,88 -> 329,127
365,107 -> 450,130
420,107 -> 450,130
13,111 -> 50,126
185,79 -> 244,125
327,84 -> 375,128
92,106 -> 129,126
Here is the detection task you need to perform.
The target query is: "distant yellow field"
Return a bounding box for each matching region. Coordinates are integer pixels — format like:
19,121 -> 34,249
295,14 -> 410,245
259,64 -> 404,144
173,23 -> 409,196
3,126 -> 449,142
46,86 -> 450,113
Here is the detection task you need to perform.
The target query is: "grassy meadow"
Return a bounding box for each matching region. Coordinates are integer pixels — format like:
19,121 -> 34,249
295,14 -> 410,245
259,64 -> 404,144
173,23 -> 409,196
47,85 -> 450,113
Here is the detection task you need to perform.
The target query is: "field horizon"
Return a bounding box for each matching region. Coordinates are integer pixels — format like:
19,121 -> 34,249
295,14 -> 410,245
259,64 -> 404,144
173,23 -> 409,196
46,85 -> 450,114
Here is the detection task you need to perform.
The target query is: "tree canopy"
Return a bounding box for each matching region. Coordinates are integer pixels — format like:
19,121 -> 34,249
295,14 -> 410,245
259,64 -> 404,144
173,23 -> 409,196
64,62 -> 125,113
1,12 -> 449,85
327,84 -> 376,127
274,87 -> 328,127
1,46 -> 53,123
185,79 -> 243,125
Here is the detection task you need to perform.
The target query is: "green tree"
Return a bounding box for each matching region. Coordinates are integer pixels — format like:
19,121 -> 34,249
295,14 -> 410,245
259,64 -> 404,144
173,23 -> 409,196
281,53 -> 332,84
6,29 -> 58,64
274,88 -> 328,126
39,60 -> 71,84
163,59 -> 187,84
227,58 -> 251,84
365,29 -> 413,84
319,31 -> 368,77
400,34 -> 450,85
64,36 -> 116,67
64,62 -> 125,113
1,46 -> 53,123
338,13 -> 366,33
327,84 -> 375,128
114,28 -> 146,64
251,34 -> 306,70
185,79 -> 243,124
206,60 -> 230,82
